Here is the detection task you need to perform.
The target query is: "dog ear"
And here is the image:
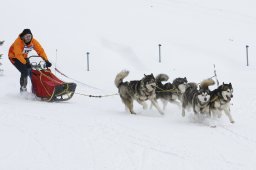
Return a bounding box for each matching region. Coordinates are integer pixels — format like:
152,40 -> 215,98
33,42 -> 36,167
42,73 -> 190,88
144,74 -> 147,77
151,73 -> 154,77
220,82 -> 224,89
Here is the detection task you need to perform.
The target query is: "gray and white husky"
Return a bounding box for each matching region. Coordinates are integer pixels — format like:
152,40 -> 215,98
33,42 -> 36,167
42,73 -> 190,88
155,74 -> 188,110
209,82 -> 234,127
181,79 -> 215,117
115,70 -> 164,115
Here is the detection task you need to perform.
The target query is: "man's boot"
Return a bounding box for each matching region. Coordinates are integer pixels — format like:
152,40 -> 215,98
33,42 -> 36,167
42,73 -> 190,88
20,76 -> 28,92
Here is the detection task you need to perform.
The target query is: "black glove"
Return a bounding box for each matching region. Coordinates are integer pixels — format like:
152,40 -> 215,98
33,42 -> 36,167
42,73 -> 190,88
45,61 -> 52,68
26,61 -> 31,69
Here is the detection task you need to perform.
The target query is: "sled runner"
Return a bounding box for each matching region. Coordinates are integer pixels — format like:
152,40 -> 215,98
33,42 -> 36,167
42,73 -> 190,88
29,56 -> 76,101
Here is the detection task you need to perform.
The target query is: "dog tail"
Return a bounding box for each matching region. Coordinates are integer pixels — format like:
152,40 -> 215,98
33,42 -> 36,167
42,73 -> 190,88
115,70 -> 129,87
200,78 -> 215,89
156,74 -> 169,83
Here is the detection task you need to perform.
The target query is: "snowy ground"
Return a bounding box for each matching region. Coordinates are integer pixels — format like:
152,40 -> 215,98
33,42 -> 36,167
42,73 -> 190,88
1,0 -> 256,169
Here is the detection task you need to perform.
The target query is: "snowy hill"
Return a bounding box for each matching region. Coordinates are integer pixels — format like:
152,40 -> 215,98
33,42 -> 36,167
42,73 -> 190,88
1,0 -> 256,169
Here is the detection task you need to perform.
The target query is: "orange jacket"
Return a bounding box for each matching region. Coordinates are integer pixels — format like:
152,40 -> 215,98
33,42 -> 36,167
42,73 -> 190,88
8,36 -> 48,64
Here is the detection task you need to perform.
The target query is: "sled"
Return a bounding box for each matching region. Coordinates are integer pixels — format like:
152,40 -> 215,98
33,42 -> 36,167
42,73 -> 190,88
29,56 -> 77,102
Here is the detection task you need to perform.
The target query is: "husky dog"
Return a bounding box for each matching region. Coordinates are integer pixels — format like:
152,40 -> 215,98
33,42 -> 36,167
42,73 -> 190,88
155,74 -> 187,110
115,70 -> 164,115
209,82 -> 234,126
181,79 -> 215,117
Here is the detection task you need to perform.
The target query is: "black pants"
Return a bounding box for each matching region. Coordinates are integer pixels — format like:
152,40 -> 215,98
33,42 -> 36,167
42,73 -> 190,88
10,58 -> 31,87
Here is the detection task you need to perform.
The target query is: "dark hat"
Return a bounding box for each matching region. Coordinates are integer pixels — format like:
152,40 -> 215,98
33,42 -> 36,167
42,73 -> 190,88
20,29 -> 32,37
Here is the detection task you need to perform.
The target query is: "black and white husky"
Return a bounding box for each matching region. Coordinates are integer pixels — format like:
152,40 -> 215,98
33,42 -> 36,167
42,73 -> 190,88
181,79 -> 215,117
209,82 -> 234,127
115,70 -> 164,115
155,74 -> 187,110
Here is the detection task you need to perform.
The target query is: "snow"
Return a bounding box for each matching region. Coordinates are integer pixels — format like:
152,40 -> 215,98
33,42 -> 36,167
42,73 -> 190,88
1,0 -> 256,169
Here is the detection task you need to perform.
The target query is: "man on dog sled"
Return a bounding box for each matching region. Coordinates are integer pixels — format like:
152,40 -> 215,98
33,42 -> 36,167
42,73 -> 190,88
8,29 -> 52,92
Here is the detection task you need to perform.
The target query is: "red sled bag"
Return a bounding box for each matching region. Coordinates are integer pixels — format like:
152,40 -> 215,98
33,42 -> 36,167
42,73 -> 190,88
30,56 -> 76,101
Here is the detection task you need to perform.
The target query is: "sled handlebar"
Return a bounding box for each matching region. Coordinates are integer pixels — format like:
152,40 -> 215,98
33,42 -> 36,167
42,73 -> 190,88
28,55 -> 48,70
28,55 -> 41,59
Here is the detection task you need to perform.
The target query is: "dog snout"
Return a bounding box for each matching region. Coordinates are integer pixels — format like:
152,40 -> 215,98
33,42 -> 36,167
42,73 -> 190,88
231,94 -> 233,98
204,98 -> 207,101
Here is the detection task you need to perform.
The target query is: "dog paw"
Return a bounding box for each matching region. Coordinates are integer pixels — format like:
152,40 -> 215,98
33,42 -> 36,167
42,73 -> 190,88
159,111 -> 164,115
210,125 -> 217,128
231,120 -> 235,124
209,121 -> 217,128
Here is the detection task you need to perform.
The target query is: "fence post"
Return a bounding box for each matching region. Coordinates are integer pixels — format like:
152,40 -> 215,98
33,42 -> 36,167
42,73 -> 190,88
87,52 -> 90,71
246,45 -> 249,66
158,44 -> 162,63
213,64 -> 219,87
0,41 -> 4,72
55,49 -> 58,74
